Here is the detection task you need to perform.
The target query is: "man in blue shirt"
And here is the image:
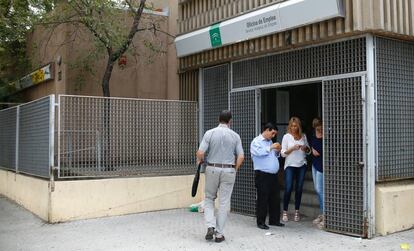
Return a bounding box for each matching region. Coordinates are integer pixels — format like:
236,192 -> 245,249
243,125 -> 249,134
250,123 -> 285,229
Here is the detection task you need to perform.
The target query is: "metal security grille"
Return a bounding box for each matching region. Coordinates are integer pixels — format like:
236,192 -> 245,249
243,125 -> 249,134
202,64 -> 229,132
0,107 -> 17,170
58,95 -> 197,178
233,38 -> 366,88
376,37 -> 414,181
18,96 -> 53,178
323,77 -> 365,237
230,90 -> 256,215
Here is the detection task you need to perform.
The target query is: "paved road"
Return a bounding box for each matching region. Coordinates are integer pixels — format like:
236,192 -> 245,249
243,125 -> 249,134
0,195 -> 413,251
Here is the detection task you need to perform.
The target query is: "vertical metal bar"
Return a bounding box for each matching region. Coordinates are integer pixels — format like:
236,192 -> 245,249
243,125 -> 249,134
361,74 -> 368,238
198,67 -> 204,142
321,79 -> 326,219
57,95 -> 61,177
255,89 -> 261,135
49,95 -> 55,177
15,106 -> 19,173
365,34 -> 377,238
229,62 -> 233,109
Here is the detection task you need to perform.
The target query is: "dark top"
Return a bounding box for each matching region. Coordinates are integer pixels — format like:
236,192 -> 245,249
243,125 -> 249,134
310,135 -> 323,172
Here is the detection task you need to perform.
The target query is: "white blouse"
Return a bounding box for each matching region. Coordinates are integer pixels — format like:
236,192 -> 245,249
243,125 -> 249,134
281,133 -> 310,169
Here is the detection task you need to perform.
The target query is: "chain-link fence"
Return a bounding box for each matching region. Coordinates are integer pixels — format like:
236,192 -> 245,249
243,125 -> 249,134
58,95 -> 198,178
0,96 -> 54,178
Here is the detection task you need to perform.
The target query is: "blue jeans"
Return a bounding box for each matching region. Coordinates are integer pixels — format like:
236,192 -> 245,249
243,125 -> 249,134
312,166 -> 324,214
283,165 -> 307,211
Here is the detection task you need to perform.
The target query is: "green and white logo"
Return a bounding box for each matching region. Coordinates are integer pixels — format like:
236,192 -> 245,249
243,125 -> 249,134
209,23 -> 222,48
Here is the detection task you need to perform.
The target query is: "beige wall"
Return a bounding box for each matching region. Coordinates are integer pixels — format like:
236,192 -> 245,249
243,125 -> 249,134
63,13 -> 169,99
50,174 -> 204,222
0,169 -> 205,223
0,169 -> 50,221
376,180 -> 414,236
19,1 -> 179,102
15,23 -> 69,101
167,0 -> 180,100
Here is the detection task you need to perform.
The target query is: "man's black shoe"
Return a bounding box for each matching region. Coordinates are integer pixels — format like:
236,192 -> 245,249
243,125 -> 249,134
269,222 -> 285,227
257,223 -> 270,230
205,227 -> 215,240
215,235 -> 225,243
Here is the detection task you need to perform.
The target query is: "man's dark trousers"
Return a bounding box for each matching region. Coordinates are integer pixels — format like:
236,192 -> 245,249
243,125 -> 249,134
255,170 -> 281,225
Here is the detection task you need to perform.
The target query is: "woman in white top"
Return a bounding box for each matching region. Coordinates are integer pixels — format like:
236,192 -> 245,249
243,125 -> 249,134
281,117 -> 311,222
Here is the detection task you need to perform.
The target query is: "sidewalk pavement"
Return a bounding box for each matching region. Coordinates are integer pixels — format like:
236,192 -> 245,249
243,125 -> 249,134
0,195 -> 413,251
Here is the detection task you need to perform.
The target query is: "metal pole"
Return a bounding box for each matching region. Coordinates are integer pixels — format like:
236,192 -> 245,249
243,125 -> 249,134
365,34 -> 377,238
57,95 -> 61,178
49,95 -> 55,177
198,68 -> 204,142
15,106 -> 19,173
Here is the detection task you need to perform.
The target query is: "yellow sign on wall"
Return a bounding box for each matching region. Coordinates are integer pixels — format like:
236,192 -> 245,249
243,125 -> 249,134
31,69 -> 46,84
15,64 -> 53,90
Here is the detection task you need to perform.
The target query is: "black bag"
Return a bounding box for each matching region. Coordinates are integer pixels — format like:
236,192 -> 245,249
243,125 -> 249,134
191,163 -> 202,197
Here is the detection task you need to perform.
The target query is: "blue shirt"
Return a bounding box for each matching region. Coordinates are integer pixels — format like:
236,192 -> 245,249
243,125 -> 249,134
250,134 -> 280,174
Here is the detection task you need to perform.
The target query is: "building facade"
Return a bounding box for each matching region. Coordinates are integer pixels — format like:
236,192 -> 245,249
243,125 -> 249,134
8,0 -> 180,102
175,0 -> 414,238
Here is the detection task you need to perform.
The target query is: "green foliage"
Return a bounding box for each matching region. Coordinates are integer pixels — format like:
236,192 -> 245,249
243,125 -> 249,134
0,0 -> 56,99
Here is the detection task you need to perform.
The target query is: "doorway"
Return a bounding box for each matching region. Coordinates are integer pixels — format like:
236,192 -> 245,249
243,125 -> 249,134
261,83 -> 322,140
260,82 -> 322,218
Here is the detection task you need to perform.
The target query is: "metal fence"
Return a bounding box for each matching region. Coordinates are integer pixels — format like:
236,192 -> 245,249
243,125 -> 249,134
202,64 -> 229,133
0,95 -> 198,179
323,77 -> 365,237
58,95 -> 198,178
230,90 -> 257,216
376,37 -> 414,181
0,107 -> 17,171
0,96 -> 54,178
232,37 -> 367,89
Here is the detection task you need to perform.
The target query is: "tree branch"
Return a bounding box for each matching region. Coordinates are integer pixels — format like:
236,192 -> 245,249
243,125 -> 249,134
111,0 -> 146,61
135,24 -> 175,38
35,19 -> 81,26
67,1 -> 112,51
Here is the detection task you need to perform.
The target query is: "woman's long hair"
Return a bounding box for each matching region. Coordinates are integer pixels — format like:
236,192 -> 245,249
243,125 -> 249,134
287,116 -> 303,137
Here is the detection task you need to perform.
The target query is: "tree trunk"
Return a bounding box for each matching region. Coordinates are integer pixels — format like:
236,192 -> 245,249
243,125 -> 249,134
102,58 -> 115,171
102,59 -> 114,97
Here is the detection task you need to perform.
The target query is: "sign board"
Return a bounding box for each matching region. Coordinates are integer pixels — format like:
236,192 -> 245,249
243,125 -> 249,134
175,0 -> 344,57
12,64 -> 53,91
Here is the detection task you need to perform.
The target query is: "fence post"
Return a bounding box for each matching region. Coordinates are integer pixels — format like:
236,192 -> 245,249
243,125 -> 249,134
57,95 -> 61,178
15,106 -> 19,173
96,130 -> 102,172
49,95 -> 55,177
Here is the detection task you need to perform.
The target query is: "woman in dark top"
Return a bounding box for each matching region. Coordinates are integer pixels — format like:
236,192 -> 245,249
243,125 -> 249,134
310,118 -> 324,228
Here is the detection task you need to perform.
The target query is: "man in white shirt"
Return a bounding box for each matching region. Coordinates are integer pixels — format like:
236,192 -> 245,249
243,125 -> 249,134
197,110 -> 244,243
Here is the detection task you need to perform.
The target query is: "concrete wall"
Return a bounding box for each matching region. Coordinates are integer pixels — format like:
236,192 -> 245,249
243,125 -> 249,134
0,168 -> 205,223
49,174 -> 205,223
376,180 -> 414,236
0,169 -> 50,221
